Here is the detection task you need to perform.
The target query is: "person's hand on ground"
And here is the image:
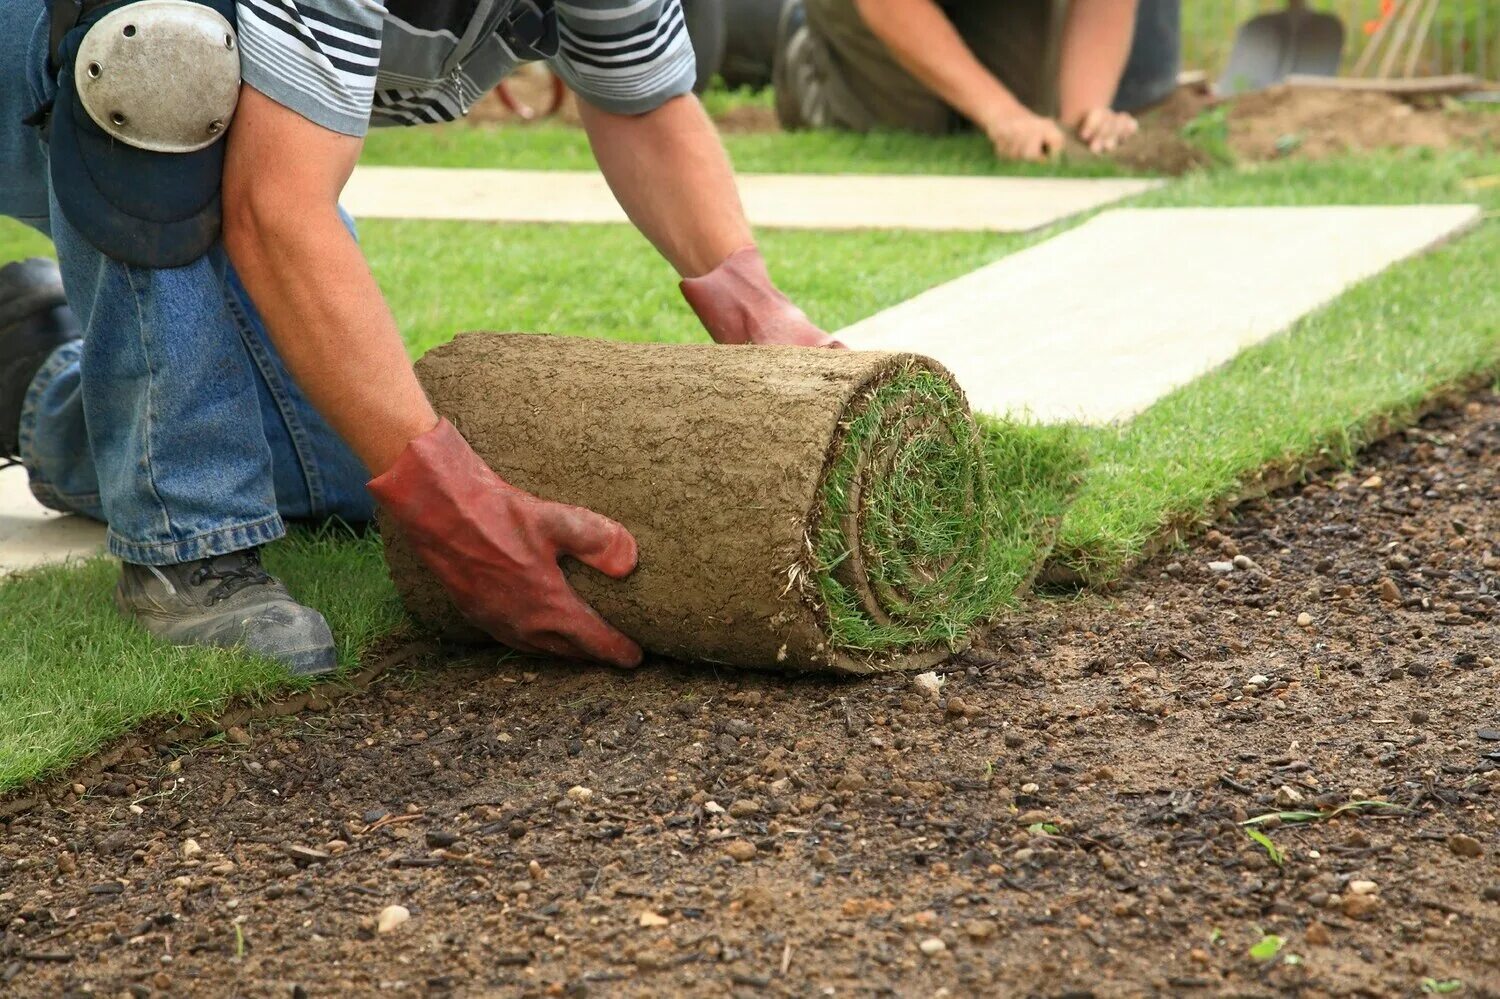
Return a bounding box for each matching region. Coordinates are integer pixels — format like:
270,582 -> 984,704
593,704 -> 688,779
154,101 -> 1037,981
681,246 -> 845,348
369,420 -> 644,667
1072,107 -> 1138,154
983,112 -> 1066,162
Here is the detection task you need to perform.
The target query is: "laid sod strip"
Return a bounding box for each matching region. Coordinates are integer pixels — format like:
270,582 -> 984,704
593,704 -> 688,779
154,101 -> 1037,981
360,122 -> 1136,178
0,531 -> 404,795
1051,204 -> 1500,584
383,334 -> 1081,673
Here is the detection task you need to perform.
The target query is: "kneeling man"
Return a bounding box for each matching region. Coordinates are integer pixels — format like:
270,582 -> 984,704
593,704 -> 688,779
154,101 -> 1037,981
0,0 -> 833,674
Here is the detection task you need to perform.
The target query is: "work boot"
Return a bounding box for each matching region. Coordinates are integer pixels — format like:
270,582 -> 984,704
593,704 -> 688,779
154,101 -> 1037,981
1,258 -> 80,460
116,549 -> 338,676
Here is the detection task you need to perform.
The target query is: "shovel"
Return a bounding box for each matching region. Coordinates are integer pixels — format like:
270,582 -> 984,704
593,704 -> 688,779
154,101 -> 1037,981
1218,0 -> 1345,95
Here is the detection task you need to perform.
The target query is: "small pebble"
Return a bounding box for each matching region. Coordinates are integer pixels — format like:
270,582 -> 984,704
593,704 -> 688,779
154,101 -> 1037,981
1343,893 -> 1379,919
1348,879 -> 1378,895
912,672 -> 945,699
1449,835 -> 1484,859
1297,612 -> 1314,628
1378,578 -> 1401,603
637,910 -> 669,928
565,785 -> 594,804
1360,474 -> 1384,490
180,839 -> 202,860
224,727 -> 251,746
1274,785 -> 1304,807
1208,561 -> 1235,575
376,905 -> 410,934
918,937 -> 946,956
963,919 -> 997,941
724,840 -> 756,863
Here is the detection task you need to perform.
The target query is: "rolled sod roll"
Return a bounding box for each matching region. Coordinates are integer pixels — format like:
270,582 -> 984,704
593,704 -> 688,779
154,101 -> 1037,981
381,332 -> 1030,674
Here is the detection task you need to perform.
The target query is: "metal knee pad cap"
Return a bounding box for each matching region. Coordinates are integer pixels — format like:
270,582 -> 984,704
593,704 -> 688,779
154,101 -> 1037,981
45,0 -> 241,268
75,0 -> 240,153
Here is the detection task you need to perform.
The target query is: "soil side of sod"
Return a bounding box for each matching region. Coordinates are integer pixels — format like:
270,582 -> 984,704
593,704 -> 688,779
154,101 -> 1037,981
2,391 -> 1495,997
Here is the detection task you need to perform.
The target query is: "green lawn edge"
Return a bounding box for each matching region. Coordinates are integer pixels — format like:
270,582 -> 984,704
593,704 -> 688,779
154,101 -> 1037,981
0,530 -> 404,793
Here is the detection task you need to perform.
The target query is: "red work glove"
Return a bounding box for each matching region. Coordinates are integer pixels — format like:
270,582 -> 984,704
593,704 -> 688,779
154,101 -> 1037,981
369,419 -> 643,668
681,246 -> 845,348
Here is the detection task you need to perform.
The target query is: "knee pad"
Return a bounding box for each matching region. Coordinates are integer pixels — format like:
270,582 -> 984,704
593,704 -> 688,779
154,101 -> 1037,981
48,0 -> 241,268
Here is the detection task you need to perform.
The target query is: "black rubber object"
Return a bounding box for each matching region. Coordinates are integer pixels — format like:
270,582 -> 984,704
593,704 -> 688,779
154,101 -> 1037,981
0,259 -> 81,459
682,0 -> 727,93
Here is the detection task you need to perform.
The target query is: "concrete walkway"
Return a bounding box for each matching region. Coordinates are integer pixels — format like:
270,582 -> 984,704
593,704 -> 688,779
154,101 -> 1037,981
0,465 -> 105,574
342,167 -> 1161,232
838,204 -> 1481,423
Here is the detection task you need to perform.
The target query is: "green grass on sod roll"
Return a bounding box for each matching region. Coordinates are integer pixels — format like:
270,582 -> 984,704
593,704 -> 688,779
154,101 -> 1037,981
1,144 -> 1497,793
810,367 -> 1084,655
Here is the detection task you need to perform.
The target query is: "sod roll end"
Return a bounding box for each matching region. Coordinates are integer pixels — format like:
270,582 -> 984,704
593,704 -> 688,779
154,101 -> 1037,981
382,332 -> 1025,674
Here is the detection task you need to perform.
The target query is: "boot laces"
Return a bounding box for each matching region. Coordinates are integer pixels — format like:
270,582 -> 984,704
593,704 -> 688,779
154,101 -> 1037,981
189,550 -> 274,606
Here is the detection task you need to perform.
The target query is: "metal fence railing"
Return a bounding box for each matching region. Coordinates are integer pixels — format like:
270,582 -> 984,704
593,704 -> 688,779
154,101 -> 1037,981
1181,0 -> 1498,80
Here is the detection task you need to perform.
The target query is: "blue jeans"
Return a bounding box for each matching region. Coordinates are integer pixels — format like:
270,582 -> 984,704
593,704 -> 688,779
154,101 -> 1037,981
1,6 -> 373,565
1115,0 -> 1182,113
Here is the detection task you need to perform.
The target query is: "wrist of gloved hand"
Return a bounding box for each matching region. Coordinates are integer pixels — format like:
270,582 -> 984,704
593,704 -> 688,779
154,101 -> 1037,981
680,246 -> 845,349
369,419 -> 643,667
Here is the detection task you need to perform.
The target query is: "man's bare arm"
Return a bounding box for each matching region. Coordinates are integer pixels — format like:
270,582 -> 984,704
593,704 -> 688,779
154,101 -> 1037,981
852,0 -> 1062,161
1057,0 -> 1140,152
222,86 -> 436,475
577,94 -> 838,348
223,86 -> 643,666
576,94 -> 750,278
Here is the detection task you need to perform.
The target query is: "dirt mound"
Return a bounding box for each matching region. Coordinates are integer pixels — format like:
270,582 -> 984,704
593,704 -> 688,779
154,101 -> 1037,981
1119,83 -> 1497,174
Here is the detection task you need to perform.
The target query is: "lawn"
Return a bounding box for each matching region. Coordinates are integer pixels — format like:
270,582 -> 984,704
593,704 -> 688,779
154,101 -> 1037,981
1,122 -> 1497,794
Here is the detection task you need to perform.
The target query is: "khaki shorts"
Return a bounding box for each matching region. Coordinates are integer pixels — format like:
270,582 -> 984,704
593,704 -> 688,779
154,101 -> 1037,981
776,0 -> 1065,134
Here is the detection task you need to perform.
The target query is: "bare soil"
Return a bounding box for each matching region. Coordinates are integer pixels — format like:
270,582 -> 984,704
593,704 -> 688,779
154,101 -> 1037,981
2,392 -> 1497,998
1115,84 -> 1498,175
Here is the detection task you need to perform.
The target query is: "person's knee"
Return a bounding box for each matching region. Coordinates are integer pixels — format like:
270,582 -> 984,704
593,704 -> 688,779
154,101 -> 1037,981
47,0 -> 241,269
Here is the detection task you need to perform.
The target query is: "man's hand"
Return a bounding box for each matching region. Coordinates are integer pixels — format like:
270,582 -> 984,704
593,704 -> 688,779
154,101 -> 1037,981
681,247 -> 844,348
370,420 -> 643,667
1073,107 -> 1138,154
983,112 -> 1066,162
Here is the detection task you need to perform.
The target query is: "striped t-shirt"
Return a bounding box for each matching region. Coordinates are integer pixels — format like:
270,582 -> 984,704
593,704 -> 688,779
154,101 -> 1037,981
237,0 -> 696,136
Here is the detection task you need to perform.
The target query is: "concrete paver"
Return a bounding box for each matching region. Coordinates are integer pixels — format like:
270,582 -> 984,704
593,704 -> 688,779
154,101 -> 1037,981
838,205 -> 1481,423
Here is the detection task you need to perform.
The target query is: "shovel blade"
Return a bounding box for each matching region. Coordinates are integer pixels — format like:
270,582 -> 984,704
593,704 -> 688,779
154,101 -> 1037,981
1218,8 -> 1345,95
